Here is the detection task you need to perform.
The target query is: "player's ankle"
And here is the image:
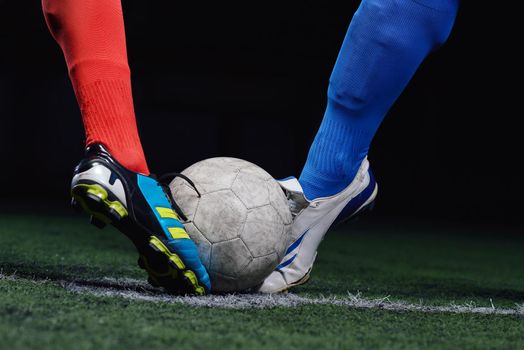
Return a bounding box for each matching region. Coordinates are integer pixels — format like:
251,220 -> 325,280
87,142 -> 150,175
299,159 -> 367,200
298,175 -> 351,200
111,149 -> 150,175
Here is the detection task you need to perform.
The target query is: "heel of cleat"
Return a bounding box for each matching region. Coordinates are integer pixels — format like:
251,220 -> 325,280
71,183 -> 128,228
349,200 -> 376,223
71,198 -> 82,213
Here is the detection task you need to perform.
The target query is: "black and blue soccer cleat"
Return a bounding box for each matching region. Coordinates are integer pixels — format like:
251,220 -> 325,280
70,144 -> 210,295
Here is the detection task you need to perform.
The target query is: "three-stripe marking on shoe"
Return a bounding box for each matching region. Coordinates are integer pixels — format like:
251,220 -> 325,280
156,207 -> 181,220
277,229 -> 309,270
135,175 -> 204,294
156,207 -> 190,240
285,229 -> 309,255
167,227 -> 190,240
136,175 -> 187,240
276,254 -> 297,270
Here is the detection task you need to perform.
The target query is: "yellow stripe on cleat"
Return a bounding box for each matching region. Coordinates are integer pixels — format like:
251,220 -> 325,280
168,227 -> 190,240
156,207 -> 181,220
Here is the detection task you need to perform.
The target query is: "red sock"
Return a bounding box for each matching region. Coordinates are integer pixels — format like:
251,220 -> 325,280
42,0 -> 150,175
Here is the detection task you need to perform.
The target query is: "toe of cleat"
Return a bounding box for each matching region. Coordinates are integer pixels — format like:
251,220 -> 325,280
259,268 -> 312,294
139,236 -> 206,296
139,236 -> 205,295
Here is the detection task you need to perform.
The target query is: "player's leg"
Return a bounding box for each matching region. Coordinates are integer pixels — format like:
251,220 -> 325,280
42,0 -> 210,294
260,0 -> 459,293
42,0 -> 147,174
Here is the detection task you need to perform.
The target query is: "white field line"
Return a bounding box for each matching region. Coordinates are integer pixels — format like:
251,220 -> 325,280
2,274 -> 523,315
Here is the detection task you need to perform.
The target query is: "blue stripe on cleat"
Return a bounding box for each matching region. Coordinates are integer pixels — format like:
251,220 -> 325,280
285,229 -> 309,255
277,254 -> 297,270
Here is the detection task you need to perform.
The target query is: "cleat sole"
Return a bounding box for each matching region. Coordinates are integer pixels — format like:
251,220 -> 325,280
141,236 -> 205,296
71,198 -> 82,213
337,191 -> 377,226
276,269 -> 312,294
71,182 -> 205,296
147,276 -> 160,288
90,215 -> 107,229
71,183 -> 128,228
137,256 -> 145,269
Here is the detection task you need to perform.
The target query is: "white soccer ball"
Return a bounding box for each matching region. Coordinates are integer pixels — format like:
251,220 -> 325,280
169,157 -> 292,293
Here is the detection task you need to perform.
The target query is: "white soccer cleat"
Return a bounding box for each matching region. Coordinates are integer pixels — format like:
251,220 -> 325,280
258,157 -> 378,294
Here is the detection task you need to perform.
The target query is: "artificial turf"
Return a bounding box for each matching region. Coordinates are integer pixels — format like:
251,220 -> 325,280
0,212 -> 523,349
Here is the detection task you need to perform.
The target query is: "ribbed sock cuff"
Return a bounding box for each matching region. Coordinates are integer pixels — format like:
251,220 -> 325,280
299,116 -> 368,199
73,68 -> 149,175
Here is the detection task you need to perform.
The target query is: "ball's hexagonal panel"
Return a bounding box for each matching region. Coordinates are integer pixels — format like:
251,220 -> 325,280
181,157 -> 246,193
183,222 -> 212,269
210,238 -> 252,278
238,165 -> 272,181
267,179 -> 293,225
169,181 -> 201,221
232,171 -> 270,209
241,205 -> 284,257
241,252 -> 278,282
192,190 -> 247,243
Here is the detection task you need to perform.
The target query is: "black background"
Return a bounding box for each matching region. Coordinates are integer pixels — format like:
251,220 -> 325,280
0,1 -> 521,228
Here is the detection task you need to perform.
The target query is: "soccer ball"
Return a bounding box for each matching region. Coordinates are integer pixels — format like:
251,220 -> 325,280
169,157 -> 292,292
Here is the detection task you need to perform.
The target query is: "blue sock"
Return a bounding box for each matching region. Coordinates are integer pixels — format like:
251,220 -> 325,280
299,0 -> 459,200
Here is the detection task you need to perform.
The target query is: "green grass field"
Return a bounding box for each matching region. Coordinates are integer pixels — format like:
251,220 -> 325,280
1,211 -> 523,349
